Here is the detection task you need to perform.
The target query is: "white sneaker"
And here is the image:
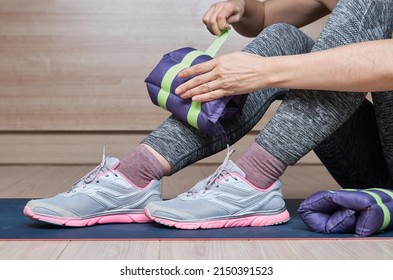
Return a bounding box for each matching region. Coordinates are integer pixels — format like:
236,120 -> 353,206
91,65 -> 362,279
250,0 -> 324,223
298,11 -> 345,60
145,150 -> 289,229
24,153 -> 162,227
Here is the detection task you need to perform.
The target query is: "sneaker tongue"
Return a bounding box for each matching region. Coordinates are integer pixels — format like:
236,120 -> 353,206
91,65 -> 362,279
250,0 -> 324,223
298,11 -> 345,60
104,156 -> 120,169
186,159 -> 245,195
71,156 -> 120,189
225,160 -> 246,178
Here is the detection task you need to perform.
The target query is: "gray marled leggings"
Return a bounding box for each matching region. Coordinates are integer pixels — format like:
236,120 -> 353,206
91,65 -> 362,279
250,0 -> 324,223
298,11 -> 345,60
143,0 -> 393,188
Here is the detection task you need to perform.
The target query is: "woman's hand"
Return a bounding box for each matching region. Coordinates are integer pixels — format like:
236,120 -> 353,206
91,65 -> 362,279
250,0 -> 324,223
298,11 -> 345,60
175,52 -> 268,102
203,1 -> 246,35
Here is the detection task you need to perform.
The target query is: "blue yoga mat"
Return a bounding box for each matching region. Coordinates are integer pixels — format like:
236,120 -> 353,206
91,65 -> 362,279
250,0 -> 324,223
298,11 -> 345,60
1,199 -> 392,239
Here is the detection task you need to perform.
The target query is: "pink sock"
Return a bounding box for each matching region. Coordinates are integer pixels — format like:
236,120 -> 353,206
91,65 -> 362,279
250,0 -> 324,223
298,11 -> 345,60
235,142 -> 287,189
117,145 -> 166,188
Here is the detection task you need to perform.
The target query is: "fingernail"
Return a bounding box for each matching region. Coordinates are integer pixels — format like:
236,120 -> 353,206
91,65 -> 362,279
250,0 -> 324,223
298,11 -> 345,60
177,71 -> 185,78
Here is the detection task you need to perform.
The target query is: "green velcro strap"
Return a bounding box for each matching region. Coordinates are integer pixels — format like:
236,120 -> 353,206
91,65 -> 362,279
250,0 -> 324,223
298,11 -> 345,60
157,50 -> 205,110
157,30 -> 230,128
361,189 -> 391,231
205,30 -> 229,57
187,101 -> 202,128
369,188 -> 393,199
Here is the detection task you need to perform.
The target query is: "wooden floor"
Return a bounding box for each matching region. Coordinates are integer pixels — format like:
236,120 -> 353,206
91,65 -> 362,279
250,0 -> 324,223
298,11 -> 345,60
0,164 -> 392,260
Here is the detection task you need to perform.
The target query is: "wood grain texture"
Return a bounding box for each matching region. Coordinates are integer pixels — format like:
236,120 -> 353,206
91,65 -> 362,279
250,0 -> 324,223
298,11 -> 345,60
0,0 -> 250,131
0,130 -> 321,165
0,0 -> 328,168
1,240 -> 392,260
0,241 -> 69,260
252,240 -> 393,260
159,240 -> 262,260
0,164 -> 339,199
58,241 -> 160,260
0,0 -> 326,131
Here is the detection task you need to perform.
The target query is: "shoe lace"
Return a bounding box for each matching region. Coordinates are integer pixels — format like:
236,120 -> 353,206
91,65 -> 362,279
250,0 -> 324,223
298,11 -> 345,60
187,146 -> 236,197
68,146 -> 117,193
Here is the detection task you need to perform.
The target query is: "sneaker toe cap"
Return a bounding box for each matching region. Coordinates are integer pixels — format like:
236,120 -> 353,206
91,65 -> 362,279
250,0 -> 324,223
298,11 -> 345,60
25,199 -> 78,218
146,200 -> 197,221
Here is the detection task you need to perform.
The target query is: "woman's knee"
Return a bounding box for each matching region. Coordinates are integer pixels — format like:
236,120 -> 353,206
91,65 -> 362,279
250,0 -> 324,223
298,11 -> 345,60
261,23 -> 307,39
312,0 -> 393,52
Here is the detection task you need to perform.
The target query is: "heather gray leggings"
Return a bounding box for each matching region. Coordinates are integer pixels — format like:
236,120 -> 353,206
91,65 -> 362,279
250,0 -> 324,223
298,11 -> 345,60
143,0 -> 393,188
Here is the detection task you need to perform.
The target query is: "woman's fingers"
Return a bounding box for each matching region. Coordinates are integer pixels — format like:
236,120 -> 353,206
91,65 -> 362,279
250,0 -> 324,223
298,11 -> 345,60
176,60 -> 216,97
176,52 -> 265,102
176,72 -> 214,99
202,2 -> 237,35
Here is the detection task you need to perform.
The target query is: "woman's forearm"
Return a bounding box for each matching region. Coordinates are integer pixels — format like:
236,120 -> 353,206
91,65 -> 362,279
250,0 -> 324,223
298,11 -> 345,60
234,0 -> 330,37
265,39 -> 393,92
230,0 -> 266,37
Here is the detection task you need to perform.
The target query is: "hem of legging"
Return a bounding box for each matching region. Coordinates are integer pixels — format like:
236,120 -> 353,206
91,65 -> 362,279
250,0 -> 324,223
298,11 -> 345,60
253,138 -> 294,166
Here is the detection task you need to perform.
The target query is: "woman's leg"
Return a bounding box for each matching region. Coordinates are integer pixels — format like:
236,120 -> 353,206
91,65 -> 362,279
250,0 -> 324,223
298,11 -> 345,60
373,92 -> 393,183
135,23 -> 314,176
313,99 -> 393,188
254,0 -> 393,188
311,0 -> 393,188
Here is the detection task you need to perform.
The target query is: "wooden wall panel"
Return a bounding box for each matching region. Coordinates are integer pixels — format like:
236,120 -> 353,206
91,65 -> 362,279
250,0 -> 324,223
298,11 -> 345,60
0,0 -> 326,131
0,0 -> 252,131
0,131 -> 320,165
1,97 -> 325,165
0,0 -> 327,164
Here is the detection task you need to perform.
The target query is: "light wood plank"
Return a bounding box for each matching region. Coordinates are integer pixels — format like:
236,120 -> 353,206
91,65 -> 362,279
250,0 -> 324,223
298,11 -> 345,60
0,165 -> 47,194
0,131 -> 321,165
0,0 -> 250,131
159,240 -> 261,260
0,164 -> 338,199
0,165 -> 93,198
0,241 -> 69,260
159,240 -> 393,260
0,132 -> 146,165
58,241 -> 160,260
280,165 -> 341,198
0,239 -> 392,260
278,240 -> 393,260
253,240 -> 303,259
0,0 -> 326,131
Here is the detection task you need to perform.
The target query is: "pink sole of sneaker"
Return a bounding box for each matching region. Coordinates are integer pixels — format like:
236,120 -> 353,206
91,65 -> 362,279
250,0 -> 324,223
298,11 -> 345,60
23,206 -> 152,227
144,208 -> 290,230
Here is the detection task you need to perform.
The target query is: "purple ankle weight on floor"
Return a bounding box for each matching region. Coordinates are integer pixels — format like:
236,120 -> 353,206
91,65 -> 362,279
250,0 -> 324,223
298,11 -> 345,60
298,188 -> 393,236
